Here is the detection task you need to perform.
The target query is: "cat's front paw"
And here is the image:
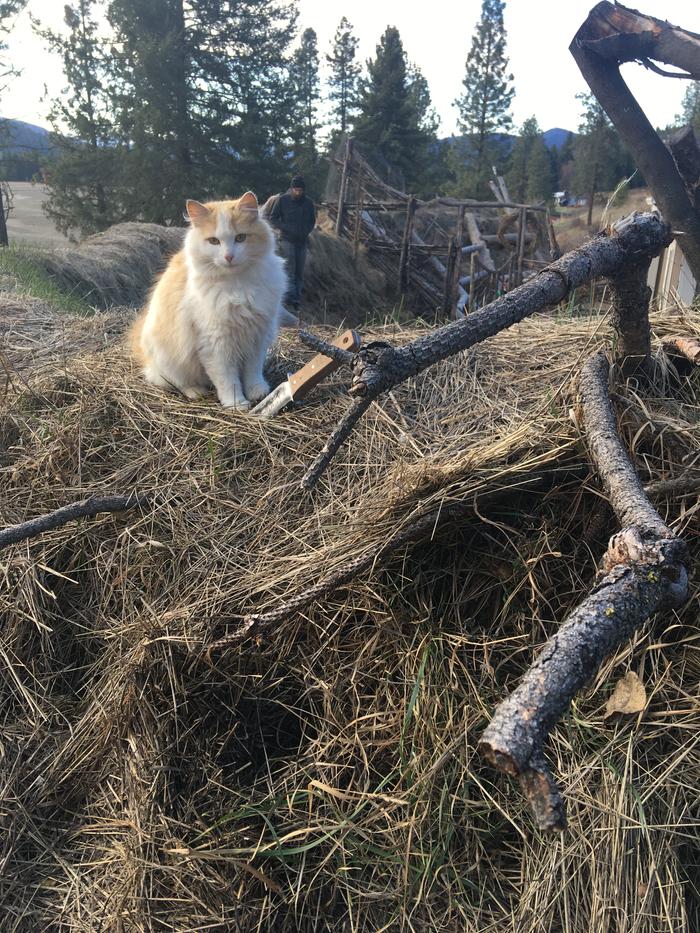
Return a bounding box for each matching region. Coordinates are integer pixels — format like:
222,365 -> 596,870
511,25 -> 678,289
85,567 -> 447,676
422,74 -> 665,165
245,381 -> 271,404
181,384 -> 210,400
223,398 -> 251,412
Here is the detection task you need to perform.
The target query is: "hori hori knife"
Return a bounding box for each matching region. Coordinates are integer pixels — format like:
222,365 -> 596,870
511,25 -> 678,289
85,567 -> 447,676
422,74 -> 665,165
249,328 -> 361,418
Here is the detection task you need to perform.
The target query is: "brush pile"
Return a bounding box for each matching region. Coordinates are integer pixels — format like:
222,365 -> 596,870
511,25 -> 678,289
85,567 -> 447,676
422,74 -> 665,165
1,305 -> 699,930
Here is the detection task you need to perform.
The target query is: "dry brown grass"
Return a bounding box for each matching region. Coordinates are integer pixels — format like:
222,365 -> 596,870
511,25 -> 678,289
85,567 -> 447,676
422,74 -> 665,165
1,217 -> 390,327
554,188 -> 653,254
0,301 -> 699,931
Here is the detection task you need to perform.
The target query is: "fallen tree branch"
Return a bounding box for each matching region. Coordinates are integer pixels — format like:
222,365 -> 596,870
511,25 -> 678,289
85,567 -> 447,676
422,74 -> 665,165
669,126 -> 700,212
301,212 -> 671,489
607,230 -> 653,375
645,473 -> 700,497
479,350 -> 688,832
206,468 -> 584,653
574,2 -> 700,78
0,493 -> 152,549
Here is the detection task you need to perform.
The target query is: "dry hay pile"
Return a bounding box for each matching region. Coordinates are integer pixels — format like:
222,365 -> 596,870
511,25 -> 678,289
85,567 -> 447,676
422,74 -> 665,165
30,223 -> 185,309
1,308 -> 699,931
7,218 -> 389,324
302,219 -> 389,324
0,294 -> 130,377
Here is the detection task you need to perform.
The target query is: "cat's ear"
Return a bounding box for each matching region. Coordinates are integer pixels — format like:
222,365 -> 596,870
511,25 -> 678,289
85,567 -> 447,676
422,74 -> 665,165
238,191 -> 259,213
185,199 -> 211,225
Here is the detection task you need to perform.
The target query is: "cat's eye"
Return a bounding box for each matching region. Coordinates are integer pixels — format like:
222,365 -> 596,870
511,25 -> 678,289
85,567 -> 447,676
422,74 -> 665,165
207,236 -> 220,245
235,233 -> 247,243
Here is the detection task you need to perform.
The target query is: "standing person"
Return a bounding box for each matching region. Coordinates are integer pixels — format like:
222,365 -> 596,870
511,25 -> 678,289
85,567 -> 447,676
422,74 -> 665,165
269,175 -> 316,310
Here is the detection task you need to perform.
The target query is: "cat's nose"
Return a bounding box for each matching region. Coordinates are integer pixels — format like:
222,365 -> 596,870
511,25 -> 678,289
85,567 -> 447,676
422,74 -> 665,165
224,253 -> 234,264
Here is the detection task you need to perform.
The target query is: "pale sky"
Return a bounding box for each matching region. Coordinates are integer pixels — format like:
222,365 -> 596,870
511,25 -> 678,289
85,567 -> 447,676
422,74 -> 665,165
3,0 -> 697,136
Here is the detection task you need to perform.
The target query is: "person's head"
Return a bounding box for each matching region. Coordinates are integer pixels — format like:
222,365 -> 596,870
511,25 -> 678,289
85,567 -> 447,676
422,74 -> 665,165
290,175 -> 305,199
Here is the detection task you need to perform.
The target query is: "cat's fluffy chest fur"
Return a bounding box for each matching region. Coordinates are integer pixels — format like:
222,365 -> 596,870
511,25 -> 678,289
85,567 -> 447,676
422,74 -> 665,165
131,191 -> 287,410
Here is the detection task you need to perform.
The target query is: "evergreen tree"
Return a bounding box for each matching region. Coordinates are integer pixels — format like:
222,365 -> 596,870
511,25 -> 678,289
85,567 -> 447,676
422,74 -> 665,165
572,93 -> 631,225
35,1 -> 121,238
0,0 -> 26,87
553,130 -> 575,191
105,0 -> 298,222
290,28 -> 321,177
453,0 -> 514,197
0,1 -> 29,245
326,17 -> 360,136
525,135 -> 554,203
506,116 -> 540,202
680,81 -> 700,136
353,26 -> 437,193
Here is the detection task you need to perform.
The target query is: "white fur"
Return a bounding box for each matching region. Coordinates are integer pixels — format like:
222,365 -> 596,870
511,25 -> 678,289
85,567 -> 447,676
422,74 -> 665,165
139,205 -> 287,410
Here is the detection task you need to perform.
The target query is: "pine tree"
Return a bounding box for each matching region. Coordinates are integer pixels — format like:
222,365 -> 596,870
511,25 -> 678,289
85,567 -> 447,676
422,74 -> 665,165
0,0 -> 26,88
506,116 -> 540,202
453,0 -> 514,197
680,81 -> 700,136
572,93 -> 633,226
34,1 -> 121,239
326,17 -> 360,136
353,26 -> 437,193
290,28 -> 321,177
106,0 -> 298,221
525,136 -> 554,203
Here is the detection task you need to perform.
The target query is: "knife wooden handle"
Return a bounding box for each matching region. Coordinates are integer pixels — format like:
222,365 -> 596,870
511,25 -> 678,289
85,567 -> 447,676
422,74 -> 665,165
288,329 -> 361,399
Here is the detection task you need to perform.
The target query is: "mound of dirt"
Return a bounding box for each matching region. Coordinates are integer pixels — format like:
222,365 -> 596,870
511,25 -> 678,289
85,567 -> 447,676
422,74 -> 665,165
1,308 -> 699,930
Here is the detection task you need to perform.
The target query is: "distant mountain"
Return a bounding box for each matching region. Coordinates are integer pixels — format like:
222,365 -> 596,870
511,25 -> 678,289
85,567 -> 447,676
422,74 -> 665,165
543,127 -> 575,150
1,118 -> 53,181
444,127 -> 576,155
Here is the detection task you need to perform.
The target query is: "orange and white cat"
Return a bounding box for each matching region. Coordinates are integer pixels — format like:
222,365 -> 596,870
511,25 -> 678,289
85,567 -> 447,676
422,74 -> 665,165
131,192 -> 286,410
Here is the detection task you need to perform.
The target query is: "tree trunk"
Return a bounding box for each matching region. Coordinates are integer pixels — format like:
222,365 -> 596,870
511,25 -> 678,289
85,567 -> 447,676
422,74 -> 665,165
0,191 -> 9,247
587,164 -> 597,227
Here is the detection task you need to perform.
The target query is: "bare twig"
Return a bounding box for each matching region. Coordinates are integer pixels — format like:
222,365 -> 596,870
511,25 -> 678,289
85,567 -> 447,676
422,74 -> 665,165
0,493 -> 152,549
479,351 -> 688,832
297,330 -> 355,365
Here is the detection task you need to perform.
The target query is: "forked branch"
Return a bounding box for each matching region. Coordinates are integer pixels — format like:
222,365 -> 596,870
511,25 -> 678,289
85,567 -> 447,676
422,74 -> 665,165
479,351 -> 688,832
302,212 -> 671,489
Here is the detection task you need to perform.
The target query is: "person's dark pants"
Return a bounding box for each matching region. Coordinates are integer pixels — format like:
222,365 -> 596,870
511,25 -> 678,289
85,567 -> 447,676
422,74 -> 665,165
279,238 -> 307,307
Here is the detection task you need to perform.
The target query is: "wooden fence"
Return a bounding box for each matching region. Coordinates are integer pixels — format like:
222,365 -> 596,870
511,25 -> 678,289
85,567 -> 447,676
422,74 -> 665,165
323,137 -> 560,318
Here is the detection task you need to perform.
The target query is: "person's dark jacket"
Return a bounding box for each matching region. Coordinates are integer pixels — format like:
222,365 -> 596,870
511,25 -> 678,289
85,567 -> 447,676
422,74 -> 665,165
268,191 -> 316,245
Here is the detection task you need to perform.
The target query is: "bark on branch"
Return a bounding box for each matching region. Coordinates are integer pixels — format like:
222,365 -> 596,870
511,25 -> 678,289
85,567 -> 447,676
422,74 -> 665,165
301,212 -> 671,489
570,5 -> 700,286
574,1 -> 700,78
0,493 -> 152,549
479,351 -> 688,832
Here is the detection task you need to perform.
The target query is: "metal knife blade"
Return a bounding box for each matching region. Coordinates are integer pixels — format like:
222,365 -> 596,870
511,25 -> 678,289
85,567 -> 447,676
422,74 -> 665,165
248,378 -> 294,418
